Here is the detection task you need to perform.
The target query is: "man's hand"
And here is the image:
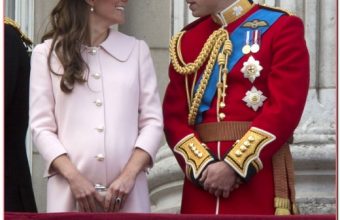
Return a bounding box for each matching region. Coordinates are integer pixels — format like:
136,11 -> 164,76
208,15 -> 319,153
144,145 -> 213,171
199,161 -> 241,198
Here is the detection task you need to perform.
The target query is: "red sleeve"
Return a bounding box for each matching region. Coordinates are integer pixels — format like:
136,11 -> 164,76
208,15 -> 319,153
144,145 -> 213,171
163,64 -> 196,172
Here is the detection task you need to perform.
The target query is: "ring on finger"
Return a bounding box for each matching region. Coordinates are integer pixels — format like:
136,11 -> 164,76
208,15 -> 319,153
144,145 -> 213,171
115,197 -> 122,204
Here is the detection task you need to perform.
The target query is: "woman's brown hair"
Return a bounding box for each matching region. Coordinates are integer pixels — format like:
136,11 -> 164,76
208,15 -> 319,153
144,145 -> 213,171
42,0 -> 90,93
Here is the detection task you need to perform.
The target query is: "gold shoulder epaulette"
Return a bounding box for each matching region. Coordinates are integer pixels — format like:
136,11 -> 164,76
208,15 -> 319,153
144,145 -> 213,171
4,17 -> 33,47
259,4 -> 294,16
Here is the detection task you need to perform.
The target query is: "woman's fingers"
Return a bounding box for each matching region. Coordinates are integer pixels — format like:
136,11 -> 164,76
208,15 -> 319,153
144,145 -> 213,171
81,196 -> 91,212
113,195 -> 123,212
88,194 -> 97,212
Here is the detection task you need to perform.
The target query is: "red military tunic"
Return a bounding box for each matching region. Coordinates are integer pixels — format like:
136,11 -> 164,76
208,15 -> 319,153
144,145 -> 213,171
163,0 -> 309,215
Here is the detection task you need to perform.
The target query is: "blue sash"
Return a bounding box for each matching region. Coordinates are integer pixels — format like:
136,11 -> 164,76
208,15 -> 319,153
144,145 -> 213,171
193,8 -> 284,124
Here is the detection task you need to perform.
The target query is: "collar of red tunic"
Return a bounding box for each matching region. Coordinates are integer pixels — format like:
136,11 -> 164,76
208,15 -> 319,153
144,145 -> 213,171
212,0 -> 254,26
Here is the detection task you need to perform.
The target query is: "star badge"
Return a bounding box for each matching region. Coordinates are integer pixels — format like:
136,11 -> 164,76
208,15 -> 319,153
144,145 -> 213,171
242,86 -> 267,111
241,56 -> 263,83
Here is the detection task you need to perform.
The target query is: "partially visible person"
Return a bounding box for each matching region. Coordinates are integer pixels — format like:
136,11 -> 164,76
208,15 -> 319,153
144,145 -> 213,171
29,0 -> 163,212
5,17 -> 37,212
163,0 -> 309,215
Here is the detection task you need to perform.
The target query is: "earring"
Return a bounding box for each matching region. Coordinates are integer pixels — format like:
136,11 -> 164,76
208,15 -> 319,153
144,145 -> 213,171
90,7 -> 94,12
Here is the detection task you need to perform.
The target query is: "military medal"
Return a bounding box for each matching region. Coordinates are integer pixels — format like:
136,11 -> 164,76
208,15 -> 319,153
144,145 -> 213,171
251,44 -> 260,53
241,55 -> 263,83
242,86 -> 267,111
250,30 -> 260,53
242,31 -> 251,54
242,45 -> 251,54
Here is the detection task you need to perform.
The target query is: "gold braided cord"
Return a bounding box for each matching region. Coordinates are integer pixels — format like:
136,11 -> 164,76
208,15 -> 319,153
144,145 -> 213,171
174,33 -> 192,110
187,39 -> 220,125
188,30 -> 232,125
191,72 -> 198,104
185,76 -> 191,111
169,28 -> 228,75
176,32 -> 186,66
220,39 -> 232,107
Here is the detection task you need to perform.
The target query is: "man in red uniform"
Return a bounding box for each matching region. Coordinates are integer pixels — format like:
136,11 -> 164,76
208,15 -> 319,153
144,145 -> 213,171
163,0 -> 309,215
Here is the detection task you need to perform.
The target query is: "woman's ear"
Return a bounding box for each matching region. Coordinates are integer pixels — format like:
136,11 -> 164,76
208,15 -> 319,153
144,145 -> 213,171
85,0 -> 94,7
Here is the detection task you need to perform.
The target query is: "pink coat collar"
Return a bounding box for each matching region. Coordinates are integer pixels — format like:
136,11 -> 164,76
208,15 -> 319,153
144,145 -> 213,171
100,29 -> 137,62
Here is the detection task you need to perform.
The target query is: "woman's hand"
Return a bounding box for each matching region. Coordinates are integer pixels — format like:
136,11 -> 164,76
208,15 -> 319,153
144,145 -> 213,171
67,171 -> 102,212
104,147 -> 151,212
51,154 -> 102,212
104,171 -> 136,212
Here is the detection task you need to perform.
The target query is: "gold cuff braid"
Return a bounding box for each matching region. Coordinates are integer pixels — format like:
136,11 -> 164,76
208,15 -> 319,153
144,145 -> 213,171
174,134 -> 215,179
224,127 -> 276,178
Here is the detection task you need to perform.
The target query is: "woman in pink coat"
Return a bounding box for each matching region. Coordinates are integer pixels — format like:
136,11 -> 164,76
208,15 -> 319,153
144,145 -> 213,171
29,0 -> 163,213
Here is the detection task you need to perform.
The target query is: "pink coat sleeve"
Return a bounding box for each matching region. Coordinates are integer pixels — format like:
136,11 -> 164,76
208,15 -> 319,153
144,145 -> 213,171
29,43 -> 67,177
134,40 -> 164,165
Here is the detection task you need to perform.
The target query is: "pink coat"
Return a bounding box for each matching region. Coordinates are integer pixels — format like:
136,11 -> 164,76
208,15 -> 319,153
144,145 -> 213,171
29,29 -> 163,212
